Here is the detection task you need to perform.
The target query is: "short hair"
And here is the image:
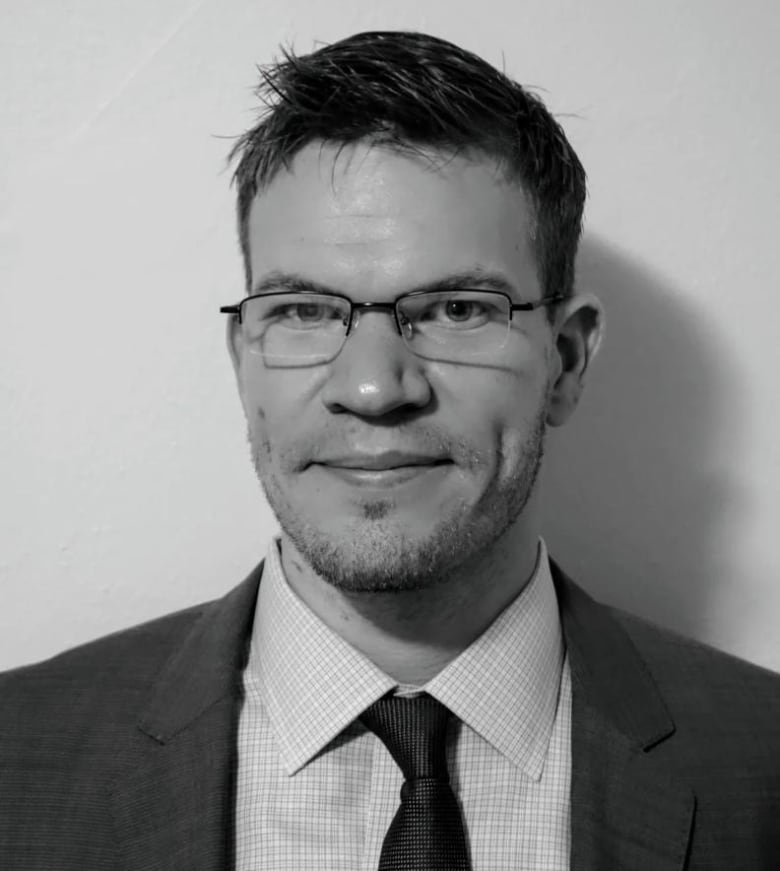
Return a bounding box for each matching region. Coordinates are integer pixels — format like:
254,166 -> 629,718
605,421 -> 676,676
229,30 -> 586,309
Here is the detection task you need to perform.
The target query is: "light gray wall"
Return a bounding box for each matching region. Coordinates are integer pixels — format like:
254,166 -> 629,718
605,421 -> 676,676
2,0 -> 779,671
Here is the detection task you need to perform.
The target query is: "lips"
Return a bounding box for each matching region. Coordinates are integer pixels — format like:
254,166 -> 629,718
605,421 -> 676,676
313,463 -> 450,490
308,451 -> 452,489
313,451 -> 450,471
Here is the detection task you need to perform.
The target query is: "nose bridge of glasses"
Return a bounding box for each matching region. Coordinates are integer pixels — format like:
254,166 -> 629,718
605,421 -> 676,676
348,301 -> 405,337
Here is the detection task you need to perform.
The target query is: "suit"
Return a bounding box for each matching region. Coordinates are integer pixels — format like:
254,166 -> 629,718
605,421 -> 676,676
1,559 -> 779,870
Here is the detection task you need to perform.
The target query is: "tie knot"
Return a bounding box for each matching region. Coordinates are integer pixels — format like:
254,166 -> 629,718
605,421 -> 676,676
360,693 -> 451,782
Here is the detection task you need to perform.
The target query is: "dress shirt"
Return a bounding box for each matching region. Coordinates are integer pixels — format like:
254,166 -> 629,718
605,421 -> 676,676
235,536 -> 571,870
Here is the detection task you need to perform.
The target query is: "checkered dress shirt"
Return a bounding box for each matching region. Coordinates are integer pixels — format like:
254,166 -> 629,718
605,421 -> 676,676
235,537 -> 571,870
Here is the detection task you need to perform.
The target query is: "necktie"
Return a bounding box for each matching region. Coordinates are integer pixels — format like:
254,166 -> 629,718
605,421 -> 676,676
360,692 -> 472,871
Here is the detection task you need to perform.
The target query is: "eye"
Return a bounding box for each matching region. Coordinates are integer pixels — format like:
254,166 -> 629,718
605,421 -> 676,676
443,299 -> 484,322
414,296 -> 492,329
269,299 -> 345,328
290,303 -> 330,322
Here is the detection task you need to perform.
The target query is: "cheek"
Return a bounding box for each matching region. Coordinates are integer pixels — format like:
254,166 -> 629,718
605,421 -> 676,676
464,364 -> 546,426
239,366 -> 322,437
238,371 -> 265,425
469,371 -> 549,459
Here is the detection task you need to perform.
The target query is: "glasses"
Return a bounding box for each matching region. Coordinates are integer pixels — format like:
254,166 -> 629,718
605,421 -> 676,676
220,289 -> 565,365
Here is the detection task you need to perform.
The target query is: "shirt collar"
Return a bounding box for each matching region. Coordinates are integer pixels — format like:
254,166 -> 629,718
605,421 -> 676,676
424,537 -> 564,779
247,539 -> 395,775
246,537 -> 563,779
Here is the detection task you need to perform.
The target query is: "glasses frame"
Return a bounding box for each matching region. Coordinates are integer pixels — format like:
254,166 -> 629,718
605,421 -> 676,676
220,288 -> 567,335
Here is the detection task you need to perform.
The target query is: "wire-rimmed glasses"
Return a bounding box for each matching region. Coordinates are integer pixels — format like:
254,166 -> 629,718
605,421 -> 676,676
220,289 -> 565,365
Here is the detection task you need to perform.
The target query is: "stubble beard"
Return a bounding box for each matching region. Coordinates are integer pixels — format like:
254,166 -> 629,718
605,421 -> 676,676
249,409 -> 547,595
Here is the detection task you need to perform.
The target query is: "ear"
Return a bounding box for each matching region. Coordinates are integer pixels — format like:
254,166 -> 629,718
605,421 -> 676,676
546,292 -> 605,427
226,313 -> 245,383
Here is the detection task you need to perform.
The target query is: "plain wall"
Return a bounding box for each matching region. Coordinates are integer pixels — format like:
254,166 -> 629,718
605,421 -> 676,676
2,0 -> 779,671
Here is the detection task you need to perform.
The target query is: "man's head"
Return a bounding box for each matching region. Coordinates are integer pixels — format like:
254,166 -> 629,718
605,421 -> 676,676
225,31 -> 603,595
230,30 -> 587,311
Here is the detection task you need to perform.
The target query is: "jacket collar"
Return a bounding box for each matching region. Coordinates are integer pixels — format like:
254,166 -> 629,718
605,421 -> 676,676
551,559 -> 675,750
137,562 -> 263,745
109,563 -> 264,871
551,560 -> 694,871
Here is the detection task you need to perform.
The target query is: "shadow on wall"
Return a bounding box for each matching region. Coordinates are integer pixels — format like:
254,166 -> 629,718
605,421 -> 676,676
541,233 -> 746,644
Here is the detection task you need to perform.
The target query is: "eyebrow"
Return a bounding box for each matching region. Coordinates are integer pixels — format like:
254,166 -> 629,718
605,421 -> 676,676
250,268 -> 519,298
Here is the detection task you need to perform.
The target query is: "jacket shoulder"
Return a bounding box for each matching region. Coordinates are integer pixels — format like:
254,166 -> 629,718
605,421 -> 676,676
612,604 -> 780,699
0,598 -> 214,721
608,604 -> 780,761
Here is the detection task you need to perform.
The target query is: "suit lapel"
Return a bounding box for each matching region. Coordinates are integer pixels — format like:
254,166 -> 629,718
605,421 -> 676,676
109,562 -> 264,871
552,563 -> 695,871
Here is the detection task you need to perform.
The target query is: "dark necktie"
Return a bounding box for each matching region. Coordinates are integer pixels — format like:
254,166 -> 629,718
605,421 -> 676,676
360,692 -> 472,871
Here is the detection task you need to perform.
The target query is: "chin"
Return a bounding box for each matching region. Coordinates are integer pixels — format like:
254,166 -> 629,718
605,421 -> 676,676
277,502 -> 488,594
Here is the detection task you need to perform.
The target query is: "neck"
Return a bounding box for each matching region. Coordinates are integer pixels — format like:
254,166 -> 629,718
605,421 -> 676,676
280,514 -> 541,686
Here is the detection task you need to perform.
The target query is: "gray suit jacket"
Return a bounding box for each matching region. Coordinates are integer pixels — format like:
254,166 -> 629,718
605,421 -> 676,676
1,560 -> 779,869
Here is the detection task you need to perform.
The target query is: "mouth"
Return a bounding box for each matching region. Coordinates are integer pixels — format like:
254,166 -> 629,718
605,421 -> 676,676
310,457 -> 452,488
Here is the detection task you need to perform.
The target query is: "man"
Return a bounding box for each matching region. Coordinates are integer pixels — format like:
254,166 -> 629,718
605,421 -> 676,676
1,29 -> 779,871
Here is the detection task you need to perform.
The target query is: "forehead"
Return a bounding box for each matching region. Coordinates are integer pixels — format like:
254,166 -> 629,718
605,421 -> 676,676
246,141 -> 539,297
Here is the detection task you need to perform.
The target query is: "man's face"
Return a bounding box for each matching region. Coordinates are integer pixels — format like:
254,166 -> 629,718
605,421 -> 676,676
229,141 -> 564,593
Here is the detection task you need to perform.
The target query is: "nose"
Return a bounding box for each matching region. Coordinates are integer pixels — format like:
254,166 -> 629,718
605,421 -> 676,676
320,308 -> 432,417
